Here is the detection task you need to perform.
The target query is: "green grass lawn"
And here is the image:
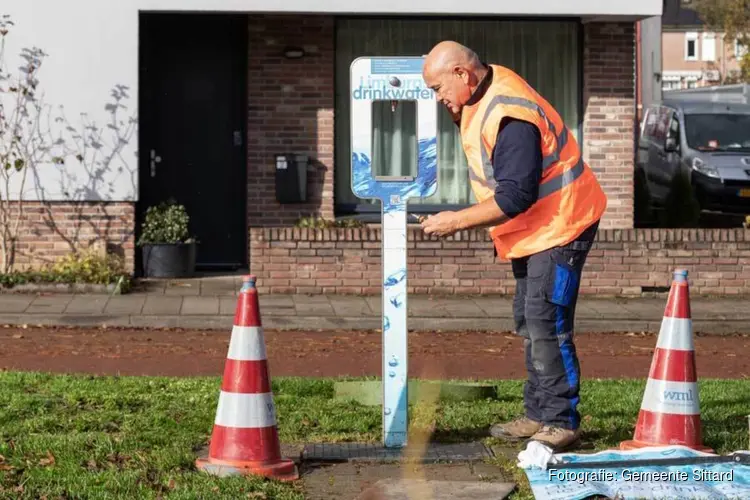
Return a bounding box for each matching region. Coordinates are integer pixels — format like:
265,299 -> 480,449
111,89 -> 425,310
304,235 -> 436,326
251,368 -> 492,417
1,372 -> 749,499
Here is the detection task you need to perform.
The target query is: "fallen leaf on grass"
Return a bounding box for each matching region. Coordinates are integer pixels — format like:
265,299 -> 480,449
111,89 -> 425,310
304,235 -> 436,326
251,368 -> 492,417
38,451 -> 55,467
168,478 -> 176,490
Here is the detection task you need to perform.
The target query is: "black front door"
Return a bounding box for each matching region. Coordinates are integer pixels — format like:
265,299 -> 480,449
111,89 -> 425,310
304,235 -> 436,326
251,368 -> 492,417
138,13 -> 248,271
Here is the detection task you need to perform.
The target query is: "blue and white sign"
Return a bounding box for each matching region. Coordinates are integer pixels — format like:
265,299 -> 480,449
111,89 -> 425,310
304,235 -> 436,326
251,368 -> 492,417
350,56 -> 438,448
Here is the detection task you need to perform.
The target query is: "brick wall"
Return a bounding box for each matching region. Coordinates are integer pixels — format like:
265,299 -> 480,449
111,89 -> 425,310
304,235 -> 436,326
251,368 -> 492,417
0,202 -> 135,273
245,19 -> 638,231
583,22 -> 636,230
247,15 -> 335,226
250,227 -> 750,296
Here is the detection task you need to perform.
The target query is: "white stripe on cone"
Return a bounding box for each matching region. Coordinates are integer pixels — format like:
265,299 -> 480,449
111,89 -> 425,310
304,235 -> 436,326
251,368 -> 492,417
227,326 -> 267,361
214,391 -> 277,428
640,378 -> 700,416
655,317 -> 694,351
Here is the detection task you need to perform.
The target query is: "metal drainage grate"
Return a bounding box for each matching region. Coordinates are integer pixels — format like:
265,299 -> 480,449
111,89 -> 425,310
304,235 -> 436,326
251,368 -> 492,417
301,441 -> 493,463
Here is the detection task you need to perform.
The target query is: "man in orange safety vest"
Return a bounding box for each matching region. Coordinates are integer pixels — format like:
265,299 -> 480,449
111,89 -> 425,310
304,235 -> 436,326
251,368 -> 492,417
420,41 -> 607,452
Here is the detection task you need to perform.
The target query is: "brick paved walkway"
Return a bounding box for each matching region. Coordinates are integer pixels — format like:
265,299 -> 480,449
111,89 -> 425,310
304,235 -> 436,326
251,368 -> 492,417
0,275 -> 746,334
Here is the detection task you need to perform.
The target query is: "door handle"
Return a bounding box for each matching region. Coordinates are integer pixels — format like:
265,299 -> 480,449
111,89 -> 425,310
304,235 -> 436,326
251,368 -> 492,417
150,149 -> 162,178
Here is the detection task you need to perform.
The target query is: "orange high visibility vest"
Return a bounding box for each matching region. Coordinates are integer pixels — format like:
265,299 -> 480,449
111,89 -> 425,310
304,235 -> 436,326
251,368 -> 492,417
460,65 -> 607,260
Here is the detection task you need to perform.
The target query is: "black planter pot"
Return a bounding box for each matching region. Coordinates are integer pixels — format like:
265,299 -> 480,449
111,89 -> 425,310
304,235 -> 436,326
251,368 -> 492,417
141,242 -> 197,278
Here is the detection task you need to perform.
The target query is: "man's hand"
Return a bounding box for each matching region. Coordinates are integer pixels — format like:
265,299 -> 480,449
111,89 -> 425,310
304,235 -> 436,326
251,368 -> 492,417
420,211 -> 462,238
420,198 -> 510,238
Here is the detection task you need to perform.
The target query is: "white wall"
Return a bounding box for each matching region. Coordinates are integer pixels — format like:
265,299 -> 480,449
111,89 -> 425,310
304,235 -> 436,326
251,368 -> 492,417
3,2 -> 138,201
3,0 -> 662,202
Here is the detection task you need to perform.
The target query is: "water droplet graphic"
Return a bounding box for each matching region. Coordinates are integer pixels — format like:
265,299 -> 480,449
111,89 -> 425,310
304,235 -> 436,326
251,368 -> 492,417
388,371 -> 396,378
384,408 -> 392,415
388,356 -> 398,367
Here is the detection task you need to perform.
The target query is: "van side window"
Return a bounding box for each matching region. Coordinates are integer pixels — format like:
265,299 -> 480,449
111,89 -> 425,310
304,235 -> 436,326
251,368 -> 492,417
653,107 -> 671,144
668,114 -> 680,140
643,107 -> 659,141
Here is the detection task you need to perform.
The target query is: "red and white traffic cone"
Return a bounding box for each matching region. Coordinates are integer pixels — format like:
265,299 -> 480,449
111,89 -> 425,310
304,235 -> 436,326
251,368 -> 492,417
195,275 -> 298,481
620,269 -> 713,453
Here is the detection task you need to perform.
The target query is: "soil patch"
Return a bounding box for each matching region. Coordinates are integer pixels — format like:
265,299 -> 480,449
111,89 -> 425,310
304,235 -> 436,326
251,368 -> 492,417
0,326 -> 748,379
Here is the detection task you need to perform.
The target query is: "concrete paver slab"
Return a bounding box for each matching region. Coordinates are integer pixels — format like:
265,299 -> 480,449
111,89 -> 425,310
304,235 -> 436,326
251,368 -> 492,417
181,296 -> 219,315
365,296 -> 382,314
103,295 -> 146,315
405,297 -> 453,318
26,296 -> 74,314
470,297 -> 514,317
330,296 -> 375,317
259,307 -> 298,317
302,462 -> 513,500
199,285 -> 237,297
577,299 -> 633,319
141,296 -> 183,315
218,297 -> 238,315
690,300 -> 750,320
616,300 -> 668,319
163,285 -> 200,296
64,296 -> 109,314
441,301 -> 490,318
356,479 -> 516,499
293,295 -> 333,304
0,295 -> 33,313
259,295 -> 296,308
295,302 -> 336,317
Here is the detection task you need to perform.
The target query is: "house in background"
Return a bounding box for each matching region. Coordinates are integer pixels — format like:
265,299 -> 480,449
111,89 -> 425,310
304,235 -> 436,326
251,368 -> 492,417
6,0 -> 705,297
637,13 -> 663,120
661,0 -> 747,90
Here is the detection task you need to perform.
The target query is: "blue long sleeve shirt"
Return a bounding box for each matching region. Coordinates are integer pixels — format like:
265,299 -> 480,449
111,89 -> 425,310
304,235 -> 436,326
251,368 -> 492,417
491,118 -> 543,219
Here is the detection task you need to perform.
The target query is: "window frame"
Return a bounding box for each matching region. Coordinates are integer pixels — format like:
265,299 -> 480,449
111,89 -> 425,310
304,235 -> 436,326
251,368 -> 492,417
332,15 -> 585,219
701,32 -> 716,62
685,32 -> 698,61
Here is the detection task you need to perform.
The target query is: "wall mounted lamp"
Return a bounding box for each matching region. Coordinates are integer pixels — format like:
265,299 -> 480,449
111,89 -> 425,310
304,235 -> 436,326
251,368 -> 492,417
283,46 -> 305,59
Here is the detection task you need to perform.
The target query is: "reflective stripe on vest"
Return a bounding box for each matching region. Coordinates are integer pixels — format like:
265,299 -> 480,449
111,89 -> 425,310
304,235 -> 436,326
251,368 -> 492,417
468,94 -> 575,200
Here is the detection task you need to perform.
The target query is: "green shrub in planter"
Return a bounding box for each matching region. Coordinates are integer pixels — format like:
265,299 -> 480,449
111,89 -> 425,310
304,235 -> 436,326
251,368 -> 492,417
137,201 -> 197,278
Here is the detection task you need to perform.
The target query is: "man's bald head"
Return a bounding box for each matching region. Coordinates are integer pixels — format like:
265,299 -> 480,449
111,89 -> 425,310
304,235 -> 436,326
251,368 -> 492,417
422,41 -> 487,118
423,41 -> 482,79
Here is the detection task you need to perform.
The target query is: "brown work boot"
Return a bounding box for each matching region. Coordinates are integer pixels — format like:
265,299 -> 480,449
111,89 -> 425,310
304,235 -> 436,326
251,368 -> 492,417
489,416 -> 542,441
528,425 -> 582,453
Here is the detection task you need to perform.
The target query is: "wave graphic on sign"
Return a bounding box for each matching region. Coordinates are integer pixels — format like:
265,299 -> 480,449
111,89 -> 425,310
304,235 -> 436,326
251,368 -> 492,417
351,137 -> 437,210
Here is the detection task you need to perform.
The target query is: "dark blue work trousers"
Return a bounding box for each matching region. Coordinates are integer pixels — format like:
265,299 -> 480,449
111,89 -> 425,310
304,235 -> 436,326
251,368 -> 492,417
510,220 -> 599,431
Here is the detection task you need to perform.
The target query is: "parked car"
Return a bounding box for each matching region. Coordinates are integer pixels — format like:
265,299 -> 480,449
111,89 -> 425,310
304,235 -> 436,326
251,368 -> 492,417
636,99 -> 750,214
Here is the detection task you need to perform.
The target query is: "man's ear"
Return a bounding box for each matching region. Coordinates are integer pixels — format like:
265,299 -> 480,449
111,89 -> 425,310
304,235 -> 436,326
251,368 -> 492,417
453,66 -> 470,84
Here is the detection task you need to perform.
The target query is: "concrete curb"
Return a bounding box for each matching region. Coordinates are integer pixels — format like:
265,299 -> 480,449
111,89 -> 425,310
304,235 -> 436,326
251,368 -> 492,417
0,313 -> 747,335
